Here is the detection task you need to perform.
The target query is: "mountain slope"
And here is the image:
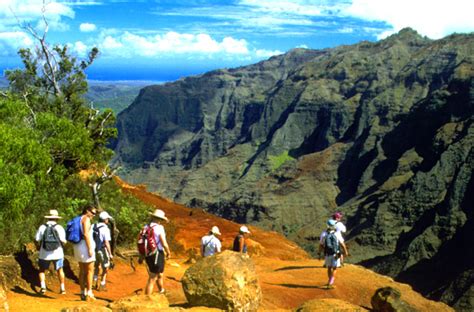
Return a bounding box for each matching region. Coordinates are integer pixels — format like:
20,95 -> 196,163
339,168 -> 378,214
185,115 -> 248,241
113,28 -> 474,310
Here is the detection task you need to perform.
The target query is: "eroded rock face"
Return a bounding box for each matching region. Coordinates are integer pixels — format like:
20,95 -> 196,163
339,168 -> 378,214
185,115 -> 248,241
114,28 -> 474,310
108,294 -> 169,311
371,287 -> 417,312
182,250 -> 261,311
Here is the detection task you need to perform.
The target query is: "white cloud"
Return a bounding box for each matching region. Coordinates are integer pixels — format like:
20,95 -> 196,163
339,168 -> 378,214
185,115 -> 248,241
80,23 -> 97,32
345,0 -> 474,39
96,31 -> 252,58
255,48 -> 284,57
296,44 -> 309,49
72,40 -> 88,56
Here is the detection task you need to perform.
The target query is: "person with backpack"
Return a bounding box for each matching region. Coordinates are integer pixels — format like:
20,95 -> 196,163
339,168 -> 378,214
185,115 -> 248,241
35,209 -> 67,295
71,204 -> 97,301
332,211 -> 347,265
201,226 -> 222,257
320,219 -> 348,289
232,225 -> 250,253
93,211 -> 114,292
138,209 -> 171,295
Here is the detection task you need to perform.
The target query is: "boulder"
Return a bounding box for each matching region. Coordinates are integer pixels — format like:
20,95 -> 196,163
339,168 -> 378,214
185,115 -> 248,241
296,298 -> 368,311
61,305 -> 111,312
0,285 -> 8,312
182,250 -> 261,311
108,293 -> 169,311
371,287 -> 417,312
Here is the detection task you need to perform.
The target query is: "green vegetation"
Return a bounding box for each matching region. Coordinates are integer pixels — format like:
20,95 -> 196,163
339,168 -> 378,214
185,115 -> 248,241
268,151 -> 294,171
86,81 -> 151,114
0,28 -> 151,254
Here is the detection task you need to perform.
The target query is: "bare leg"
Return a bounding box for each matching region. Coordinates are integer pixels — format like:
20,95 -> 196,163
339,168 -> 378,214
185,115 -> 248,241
57,268 -> 65,293
79,263 -> 86,293
38,270 -> 46,293
145,274 -> 157,295
157,272 -> 164,292
86,262 -> 95,293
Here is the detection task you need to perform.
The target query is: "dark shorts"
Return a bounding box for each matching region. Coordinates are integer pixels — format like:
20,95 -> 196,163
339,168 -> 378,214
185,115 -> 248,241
95,249 -> 110,270
145,250 -> 165,274
38,258 -> 64,271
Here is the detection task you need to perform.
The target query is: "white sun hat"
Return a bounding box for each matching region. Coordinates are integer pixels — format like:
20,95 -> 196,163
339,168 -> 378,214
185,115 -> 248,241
99,211 -> 113,220
211,226 -> 221,235
240,225 -> 250,234
44,209 -> 62,219
149,209 -> 168,221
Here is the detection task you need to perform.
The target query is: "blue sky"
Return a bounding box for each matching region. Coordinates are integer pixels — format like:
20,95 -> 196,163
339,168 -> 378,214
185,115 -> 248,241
1,0 -> 473,81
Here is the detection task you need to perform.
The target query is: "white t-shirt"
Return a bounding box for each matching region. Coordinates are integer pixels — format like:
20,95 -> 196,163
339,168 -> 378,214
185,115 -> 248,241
95,222 -> 111,252
335,221 -> 347,234
201,234 -> 222,257
149,222 -> 166,251
35,221 -> 66,260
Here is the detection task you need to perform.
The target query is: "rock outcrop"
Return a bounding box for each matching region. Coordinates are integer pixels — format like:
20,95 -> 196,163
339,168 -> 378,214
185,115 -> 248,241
113,28 -> 474,309
108,294 -> 169,311
371,287 -> 416,312
296,298 -> 367,312
181,250 -> 261,311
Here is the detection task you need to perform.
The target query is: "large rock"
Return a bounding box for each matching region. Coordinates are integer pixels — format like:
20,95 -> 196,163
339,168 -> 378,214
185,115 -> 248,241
108,294 -> 169,311
0,284 -> 8,312
181,250 -> 261,311
371,287 -> 417,312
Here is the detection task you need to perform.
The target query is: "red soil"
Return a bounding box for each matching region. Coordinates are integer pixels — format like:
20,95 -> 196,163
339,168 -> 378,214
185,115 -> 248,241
6,178 -> 453,311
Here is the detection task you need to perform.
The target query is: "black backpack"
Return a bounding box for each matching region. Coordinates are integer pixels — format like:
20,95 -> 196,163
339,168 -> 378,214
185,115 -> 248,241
324,232 -> 340,255
93,224 -> 105,252
42,224 -> 61,251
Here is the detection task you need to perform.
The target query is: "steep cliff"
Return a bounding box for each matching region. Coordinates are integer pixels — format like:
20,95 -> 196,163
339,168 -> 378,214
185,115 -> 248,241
113,28 -> 474,310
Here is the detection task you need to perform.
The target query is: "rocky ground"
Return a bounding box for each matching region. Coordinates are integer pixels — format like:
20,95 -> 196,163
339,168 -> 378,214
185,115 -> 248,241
2,179 -> 453,311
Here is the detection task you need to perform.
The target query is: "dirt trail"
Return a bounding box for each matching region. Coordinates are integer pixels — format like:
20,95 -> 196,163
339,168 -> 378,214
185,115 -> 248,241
5,179 -> 453,311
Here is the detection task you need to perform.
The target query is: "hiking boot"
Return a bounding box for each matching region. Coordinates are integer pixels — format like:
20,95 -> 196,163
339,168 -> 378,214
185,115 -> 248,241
159,289 -> 166,294
326,284 -> 336,289
80,294 -> 87,301
39,287 -> 46,295
60,290 -> 66,295
99,284 -> 108,292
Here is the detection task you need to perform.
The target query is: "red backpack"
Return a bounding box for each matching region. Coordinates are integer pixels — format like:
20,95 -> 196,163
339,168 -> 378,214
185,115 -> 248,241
137,224 -> 158,256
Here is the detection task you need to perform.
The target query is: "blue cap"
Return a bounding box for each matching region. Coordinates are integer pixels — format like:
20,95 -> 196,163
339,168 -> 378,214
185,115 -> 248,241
327,219 -> 337,227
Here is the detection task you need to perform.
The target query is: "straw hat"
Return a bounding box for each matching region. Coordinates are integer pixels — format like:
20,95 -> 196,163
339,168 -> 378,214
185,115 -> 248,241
211,226 -> 221,235
44,209 -> 62,219
149,209 -> 168,221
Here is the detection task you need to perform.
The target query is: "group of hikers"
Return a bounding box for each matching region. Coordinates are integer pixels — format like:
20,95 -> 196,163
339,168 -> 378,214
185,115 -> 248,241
35,204 -> 347,300
35,205 -> 114,301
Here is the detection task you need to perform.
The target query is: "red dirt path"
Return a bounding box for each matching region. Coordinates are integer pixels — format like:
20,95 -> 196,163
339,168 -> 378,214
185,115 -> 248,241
6,179 -> 453,311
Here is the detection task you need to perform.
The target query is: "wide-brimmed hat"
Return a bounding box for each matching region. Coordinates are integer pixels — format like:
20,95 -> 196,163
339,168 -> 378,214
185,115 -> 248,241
44,209 -> 62,219
240,225 -> 250,234
99,211 -> 113,220
149,209 -> 168,221
211,226 -> 221,235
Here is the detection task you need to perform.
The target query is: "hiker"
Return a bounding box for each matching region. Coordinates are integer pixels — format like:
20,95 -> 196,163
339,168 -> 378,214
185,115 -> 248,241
143,209 -> 171,295
73,204 -> 98,301
93,211 -> 114,291
233,225 -> 250,253
35,209 -> 67,295
318,212 -> 347,261
201,226 -> 222,257
320,219 -> 348,289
